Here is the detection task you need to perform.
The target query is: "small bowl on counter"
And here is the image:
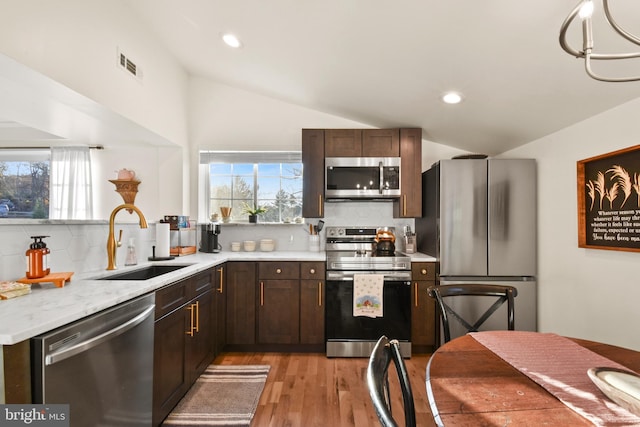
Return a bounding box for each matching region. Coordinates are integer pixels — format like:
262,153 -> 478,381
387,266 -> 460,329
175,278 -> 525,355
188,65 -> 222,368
260,239 -> 275,252
243,240 -> 256,252
230,242 -> 241,252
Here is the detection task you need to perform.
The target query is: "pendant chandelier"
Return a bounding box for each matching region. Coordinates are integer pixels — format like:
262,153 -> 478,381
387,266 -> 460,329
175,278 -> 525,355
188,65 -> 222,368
560,0 -> 640,82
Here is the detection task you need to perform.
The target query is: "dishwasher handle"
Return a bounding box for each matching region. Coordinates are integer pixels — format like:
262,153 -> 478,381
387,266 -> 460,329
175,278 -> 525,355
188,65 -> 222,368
45,304 -> 155,366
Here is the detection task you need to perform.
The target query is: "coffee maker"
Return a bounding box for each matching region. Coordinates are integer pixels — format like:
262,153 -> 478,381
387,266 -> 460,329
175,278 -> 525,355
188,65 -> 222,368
199,223 -> 222,253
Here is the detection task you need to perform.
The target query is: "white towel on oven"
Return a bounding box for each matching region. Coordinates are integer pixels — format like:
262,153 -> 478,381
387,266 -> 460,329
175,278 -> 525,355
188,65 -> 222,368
353,274 -> 384,318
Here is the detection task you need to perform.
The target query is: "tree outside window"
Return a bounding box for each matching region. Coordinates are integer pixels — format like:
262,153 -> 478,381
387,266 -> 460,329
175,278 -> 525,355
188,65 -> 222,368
202,152 -> 302,223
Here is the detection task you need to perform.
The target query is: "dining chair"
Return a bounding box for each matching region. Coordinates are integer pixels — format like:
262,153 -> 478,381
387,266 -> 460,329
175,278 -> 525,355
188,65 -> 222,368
366,335 -> 416,427
427,284 -> 518,343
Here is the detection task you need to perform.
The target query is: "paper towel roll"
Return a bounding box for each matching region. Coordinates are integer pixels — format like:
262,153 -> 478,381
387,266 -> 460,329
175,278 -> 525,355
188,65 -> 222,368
156,223 -> 170,258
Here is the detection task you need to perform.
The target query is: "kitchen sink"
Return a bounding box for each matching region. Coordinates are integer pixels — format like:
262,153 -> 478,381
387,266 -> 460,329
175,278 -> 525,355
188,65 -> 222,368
97,264 -> 192,281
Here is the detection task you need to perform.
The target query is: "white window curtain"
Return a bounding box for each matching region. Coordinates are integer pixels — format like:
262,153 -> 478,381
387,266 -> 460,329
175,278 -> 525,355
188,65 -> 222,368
50,146 -> 94,219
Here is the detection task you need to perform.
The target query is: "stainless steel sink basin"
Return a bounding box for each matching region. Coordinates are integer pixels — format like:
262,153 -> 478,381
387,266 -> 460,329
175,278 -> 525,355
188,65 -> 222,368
97,265 -> 192,281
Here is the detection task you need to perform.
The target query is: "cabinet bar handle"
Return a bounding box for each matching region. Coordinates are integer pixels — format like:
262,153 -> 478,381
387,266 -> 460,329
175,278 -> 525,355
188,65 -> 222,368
414,282 -> 418,307
186,305 -> 195,336
403,195 -> 407,216
194,301 -> 200,333
260,281 -> 264,306
217,267 -> 224,293
318,194 -> 323,216
318,282 -> 323,306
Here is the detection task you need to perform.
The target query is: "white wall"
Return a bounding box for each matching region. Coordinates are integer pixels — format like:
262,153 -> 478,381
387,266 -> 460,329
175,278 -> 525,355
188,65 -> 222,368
0,0 -> 189,149
92,145 -> 183,221
504,98 -> 640,351
188,77 -> 466,218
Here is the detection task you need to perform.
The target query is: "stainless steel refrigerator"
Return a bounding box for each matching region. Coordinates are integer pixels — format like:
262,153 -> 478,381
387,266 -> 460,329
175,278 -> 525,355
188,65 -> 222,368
415,158 -> 537,343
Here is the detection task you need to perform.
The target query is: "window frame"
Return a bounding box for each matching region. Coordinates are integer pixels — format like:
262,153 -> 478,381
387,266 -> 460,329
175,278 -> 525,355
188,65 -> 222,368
199,151 -> 303,223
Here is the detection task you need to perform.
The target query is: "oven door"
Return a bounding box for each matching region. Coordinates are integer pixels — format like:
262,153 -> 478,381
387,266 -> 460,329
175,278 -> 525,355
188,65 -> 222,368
325,274 -> 411,357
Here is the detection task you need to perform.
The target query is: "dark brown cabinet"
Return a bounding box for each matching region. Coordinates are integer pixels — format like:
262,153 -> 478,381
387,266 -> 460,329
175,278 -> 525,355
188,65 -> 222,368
213,263 -> 227,357
394,128 -> 423,218
362,128 -> 400,157
225,261 -> 256,346
302,129 -> 325,218
411,262 -> 437,353
324,129 -> 362,157
153,269 -> 215,426
324,128 -> 400,157
225,260 -> 325,350
299,261 -> 325,345
258,262 -> 300,344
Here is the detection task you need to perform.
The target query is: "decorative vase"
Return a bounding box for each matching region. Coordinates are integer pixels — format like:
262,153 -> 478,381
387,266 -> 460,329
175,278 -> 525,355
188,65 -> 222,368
249,214 -> 257,223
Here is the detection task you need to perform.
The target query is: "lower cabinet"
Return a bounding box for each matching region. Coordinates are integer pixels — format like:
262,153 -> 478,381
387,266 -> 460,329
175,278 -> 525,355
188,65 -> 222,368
258,261 -> 300,344
225,260 -> 325,351
213,263 -> 227,357
411,262 -> 437,353
225,261 -> 257,346
152,269 -> 215,427
299,262 -> 325,345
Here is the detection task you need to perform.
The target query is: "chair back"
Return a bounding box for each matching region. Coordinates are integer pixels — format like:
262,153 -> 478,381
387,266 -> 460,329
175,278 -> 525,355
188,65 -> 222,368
427,284 -> 518,343
366,335 -> 416,427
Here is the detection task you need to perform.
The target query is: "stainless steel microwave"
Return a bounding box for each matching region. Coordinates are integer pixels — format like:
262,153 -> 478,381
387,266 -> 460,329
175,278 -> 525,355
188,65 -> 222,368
325,157 -> 401,199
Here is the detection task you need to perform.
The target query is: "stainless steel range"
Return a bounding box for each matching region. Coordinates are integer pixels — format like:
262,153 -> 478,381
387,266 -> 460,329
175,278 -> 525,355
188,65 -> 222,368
325,226 -> 412,357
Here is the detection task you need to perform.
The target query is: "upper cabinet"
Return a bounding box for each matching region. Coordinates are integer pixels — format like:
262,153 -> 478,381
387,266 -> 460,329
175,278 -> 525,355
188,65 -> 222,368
362,129 -> 400,157
302,129 -> 325,218
324,129 -> 400,157
394,128 -> 422,218
325,129 -> 362,157
302,127 -> 422,218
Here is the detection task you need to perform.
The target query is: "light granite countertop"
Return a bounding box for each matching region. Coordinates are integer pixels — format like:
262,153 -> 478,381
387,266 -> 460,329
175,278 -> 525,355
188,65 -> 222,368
0,250 -> 435,345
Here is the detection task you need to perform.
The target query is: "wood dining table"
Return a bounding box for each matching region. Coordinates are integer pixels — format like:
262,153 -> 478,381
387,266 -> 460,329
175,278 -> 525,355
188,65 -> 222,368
425,333 -> 640,426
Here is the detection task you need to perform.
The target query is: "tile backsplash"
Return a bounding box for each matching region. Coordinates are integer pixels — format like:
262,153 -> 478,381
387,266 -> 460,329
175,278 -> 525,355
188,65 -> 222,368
0,200 -> 415,281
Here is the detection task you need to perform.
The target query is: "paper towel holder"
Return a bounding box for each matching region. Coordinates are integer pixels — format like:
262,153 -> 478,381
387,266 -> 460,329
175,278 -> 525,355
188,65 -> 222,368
148,245 -> 175,261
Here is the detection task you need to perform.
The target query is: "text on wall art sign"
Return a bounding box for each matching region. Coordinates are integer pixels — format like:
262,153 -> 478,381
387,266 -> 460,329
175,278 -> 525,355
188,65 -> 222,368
578,144 -> 640,252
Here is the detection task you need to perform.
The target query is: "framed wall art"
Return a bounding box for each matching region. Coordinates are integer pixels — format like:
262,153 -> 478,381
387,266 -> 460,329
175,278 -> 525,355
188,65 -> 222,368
577,144 -> 640,252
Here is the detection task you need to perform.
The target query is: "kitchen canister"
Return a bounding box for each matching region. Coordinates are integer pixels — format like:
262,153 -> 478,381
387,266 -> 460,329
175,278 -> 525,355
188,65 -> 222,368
230,242 -> 241,252
308,235 -> 320,252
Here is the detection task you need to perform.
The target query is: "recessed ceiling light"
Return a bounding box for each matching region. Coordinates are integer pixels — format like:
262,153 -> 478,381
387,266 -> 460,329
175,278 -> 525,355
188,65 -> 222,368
222,33 -> 242,48
442,92 -> 463,104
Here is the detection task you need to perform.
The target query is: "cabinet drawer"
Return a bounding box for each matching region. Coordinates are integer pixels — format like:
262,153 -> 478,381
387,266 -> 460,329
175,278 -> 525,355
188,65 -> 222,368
411,262 -> 436,281
155,277 -> 192,319
193,270 -> 213,295
300,261 -> 325,280
258,262 -> 299,279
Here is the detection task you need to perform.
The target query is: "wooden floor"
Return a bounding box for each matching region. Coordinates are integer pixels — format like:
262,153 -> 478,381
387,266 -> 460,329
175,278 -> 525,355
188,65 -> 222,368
214,351 -> 437,427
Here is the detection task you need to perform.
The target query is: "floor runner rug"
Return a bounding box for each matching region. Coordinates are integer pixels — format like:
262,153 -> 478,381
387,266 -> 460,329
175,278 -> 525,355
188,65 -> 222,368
162,365 -> 270,426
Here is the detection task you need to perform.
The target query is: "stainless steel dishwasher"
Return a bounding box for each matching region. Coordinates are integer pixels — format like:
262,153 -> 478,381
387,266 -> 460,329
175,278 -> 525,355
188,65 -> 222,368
32,293 -> 155,427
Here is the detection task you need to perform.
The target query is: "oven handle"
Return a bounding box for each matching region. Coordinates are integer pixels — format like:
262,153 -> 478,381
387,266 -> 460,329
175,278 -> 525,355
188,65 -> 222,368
326,271 -> 411,282
379,161 -> 384,194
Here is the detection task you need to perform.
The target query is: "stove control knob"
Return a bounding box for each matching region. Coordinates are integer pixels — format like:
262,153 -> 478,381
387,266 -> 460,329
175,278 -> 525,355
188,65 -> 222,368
338,229 -> 344,235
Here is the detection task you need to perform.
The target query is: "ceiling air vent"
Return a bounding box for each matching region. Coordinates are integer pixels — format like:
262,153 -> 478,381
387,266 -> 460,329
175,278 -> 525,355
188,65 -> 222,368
117,49 -> 143,81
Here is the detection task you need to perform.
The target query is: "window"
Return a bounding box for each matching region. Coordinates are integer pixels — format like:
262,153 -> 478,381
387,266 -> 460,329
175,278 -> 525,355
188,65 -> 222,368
200,151 -> 303,222
0,149 -> 50,219
0,146 -> 94,220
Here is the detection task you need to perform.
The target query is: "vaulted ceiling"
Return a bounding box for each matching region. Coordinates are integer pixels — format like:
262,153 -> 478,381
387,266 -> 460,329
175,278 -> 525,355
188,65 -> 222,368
126,0 -> 640,155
